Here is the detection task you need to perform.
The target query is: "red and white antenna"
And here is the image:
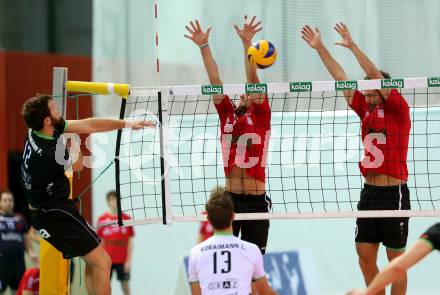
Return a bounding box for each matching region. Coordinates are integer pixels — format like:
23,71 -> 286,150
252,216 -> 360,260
154,0 -> 160,86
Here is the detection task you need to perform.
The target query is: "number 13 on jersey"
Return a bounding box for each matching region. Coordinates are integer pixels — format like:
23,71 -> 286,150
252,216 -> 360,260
213,250 -> 231,274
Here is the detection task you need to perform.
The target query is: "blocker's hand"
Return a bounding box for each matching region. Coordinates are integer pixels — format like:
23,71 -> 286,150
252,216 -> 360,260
301,25 -> 324,50
234,15 -> 262,44
334,22 -> 355,48
184,20 -> 212,47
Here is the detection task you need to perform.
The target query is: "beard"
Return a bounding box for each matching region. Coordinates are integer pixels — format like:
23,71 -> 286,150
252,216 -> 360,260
50,115 -> 63,126
50,115 -> 65,132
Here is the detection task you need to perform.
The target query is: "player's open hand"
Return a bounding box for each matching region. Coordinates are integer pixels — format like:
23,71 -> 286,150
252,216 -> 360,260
301,25 -> 323,50
184,20 -> 212,47
334,22 -> 355,48
129,120 -> 156,130
234,15 -> 262,44
345,289 -> 367,295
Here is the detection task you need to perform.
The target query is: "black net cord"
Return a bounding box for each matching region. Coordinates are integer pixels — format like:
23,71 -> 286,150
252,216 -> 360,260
158,91 -> 167,225
115,98 -> 127,226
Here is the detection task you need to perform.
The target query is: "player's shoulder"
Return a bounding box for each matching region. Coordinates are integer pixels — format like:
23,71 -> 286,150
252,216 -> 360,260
97,212 -> 114,224
97,212 -> 109,220
190,237 -> 213,256
13,213 -> 27,223
239,239 -> 261,252
190,243 -> 203,256
121,213 -> 132,220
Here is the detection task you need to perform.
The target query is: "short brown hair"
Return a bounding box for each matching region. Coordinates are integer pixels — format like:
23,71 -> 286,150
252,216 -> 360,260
22,94 -> 52,130
205,187 -> 233,230
106,190 -> 118,201
364,70 -> 391,80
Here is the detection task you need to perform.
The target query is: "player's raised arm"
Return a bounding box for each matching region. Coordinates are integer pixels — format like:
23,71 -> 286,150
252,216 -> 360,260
66,118 -> 155,134
301,25 -> 354,104
334,22 -> 389,99
254,277 -> 278,295
346,239 -> 433,295
184,20 -> 223,104
234,15 -> 265,104
234,15 -> 262,84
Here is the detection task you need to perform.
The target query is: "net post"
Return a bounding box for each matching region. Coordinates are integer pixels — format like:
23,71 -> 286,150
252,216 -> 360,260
39,67 -> 70,295
158,89 -> 173,224
52,67 -> 68,116
115,97 -> 127,226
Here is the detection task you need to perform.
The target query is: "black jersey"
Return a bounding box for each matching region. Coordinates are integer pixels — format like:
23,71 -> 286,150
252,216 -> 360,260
0,213 -> 28,265
421,223 -> 440,251
20,120 -> 71,209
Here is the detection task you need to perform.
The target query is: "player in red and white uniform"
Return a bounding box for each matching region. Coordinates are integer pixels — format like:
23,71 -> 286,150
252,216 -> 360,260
17,267 -> 39,295
185,16 -> 272,254
97,191 -> 134,295
197,211 -> 214,244
302,22 -> 411,295
188,189 -> 276,295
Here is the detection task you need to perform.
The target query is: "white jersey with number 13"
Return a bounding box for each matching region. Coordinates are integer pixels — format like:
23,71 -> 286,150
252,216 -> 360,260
188,234 -> 266,295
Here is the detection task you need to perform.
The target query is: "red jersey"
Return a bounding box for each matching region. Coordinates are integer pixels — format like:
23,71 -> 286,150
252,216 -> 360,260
198,212 -> 213,241
215,95 -> 271,183
17,268 -> 39,295
350,89 -> 411,181
97,212 -> 134,264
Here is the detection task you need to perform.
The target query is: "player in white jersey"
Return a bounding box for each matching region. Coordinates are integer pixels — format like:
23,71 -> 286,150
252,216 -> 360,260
188,187 -> 276,295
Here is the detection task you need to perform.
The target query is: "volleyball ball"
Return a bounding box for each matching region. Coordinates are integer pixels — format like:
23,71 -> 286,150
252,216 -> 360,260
247,40 -> 277,69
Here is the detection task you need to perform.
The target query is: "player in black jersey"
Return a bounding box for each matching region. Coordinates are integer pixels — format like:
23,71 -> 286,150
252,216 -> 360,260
0,190 -> 38,294
20,94 -> 154,295
347,223 -> 440,295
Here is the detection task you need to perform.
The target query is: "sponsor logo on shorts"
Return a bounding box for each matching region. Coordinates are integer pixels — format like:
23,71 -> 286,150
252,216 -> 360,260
208,279 -> 238,290
246,83 -> 267,94
381,78 -> 404,89
428,77 -> 440,87
202,85 -> 223,95
335,80 -> 358,91
39,229 -> 51,239
355,225 -> 358,238
290,81 -> 312,92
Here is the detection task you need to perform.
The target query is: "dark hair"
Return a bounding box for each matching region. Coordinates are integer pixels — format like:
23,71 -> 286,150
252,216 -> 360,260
22,94 -> 53,131
106,190 -> 118,201
205,187 -> 233,230
364,70 -> 391,80
0,190 -> 12,201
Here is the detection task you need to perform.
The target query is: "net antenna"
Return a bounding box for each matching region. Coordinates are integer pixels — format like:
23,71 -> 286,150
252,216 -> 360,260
119,76 -> 440,226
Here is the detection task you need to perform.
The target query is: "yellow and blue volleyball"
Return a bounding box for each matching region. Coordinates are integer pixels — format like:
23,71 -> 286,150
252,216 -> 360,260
247,40 -> 277,69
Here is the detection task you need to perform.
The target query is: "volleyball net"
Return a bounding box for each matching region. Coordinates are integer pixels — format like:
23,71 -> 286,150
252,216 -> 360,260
115,77 -> 440,225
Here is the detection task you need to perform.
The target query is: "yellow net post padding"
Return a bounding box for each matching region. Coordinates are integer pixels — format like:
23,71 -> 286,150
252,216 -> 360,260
39,173 -> 72,295
66,81 -> 130,99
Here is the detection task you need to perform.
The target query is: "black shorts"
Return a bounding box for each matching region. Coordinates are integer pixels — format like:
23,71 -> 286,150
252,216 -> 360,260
29,200 -> 100,259
0,261 -> 25,291
111,264 -> 130,281
229,192 -> 272,254
355,183 -> 410,249
421,223 -> 440,251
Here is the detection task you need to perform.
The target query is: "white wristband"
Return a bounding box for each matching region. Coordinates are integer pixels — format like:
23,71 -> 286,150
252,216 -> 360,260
199,42 -> 209,49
